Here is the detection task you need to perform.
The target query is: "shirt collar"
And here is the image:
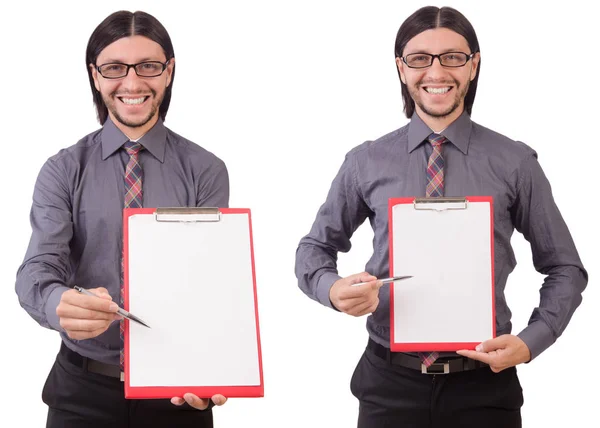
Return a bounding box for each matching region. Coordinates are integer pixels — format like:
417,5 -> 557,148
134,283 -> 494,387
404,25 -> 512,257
407,110 -> 472,155
101,117 -> 167,162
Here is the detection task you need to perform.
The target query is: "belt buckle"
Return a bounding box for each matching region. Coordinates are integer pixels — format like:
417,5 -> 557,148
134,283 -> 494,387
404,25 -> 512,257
421,362 -> 450,374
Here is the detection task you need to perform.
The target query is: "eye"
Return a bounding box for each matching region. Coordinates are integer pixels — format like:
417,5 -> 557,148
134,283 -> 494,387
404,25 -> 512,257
140,62 -> 161,70
105,64 -> 124,71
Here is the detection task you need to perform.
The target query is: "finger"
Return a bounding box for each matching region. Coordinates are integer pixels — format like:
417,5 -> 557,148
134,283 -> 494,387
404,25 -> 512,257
92,287 -> 113,299
489,364 -> 506,373
363,299 -> 380,316
184,393 -> 209,410
349,272 -> 377,283
456,349 -> 493,365
351,298 -> 380,317
171,397 -> 185,406
57,303 -> 118,321
338,282 -> 380,299
476,335 -> 510,353
343,272 -> 377,289
62,292 -> 119,313
60,318 -> 113,332
335,295 -> 376,313
211,394 -> 227,406
65,325 -> 112,340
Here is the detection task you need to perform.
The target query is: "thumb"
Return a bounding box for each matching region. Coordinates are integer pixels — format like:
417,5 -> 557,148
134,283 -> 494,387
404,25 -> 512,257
475,335 -> 507,352
357,272 -> 377,283
346,272 -> 376,286
93,287 -> 113,300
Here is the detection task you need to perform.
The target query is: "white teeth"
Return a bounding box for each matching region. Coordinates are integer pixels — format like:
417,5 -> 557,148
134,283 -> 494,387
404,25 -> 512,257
425,87 -> 450,94
121,97 -> 146,105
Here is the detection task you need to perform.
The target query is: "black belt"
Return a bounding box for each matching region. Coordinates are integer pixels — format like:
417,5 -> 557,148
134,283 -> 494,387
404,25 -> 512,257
60,342 -> 123,380
367,338 -> 487,374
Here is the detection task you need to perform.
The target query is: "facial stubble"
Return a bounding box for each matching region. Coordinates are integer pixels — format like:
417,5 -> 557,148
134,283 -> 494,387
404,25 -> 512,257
104,88 -> 163,128
411,77 -> 470,119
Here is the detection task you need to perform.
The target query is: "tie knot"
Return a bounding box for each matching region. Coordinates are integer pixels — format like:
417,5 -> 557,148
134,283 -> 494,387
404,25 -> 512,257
123,141 -> 143,156
427,133 -> 447,148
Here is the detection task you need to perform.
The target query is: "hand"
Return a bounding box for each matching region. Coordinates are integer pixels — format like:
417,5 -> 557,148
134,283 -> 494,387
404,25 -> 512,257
171,393 -> 227,410
329,272 -> 383,316
456,334 -> 532,373
56,287 -> 121,340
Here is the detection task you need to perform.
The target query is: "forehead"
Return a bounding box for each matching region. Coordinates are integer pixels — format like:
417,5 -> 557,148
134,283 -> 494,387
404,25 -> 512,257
403,28 -> 470,55
96,35 -> 166,63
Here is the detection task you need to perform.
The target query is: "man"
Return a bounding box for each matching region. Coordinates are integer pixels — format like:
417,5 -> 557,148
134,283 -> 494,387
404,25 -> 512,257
295,6 -> 587,427
16,10 -> 228,428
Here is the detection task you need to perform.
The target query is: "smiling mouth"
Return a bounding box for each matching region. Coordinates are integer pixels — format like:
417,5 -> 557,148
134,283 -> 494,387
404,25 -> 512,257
118,96 -> 149,105
423,86 -> 452,95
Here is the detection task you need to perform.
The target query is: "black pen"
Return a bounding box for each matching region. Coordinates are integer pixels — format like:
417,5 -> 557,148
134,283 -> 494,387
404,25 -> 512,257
351,275 -> 413,287
74,286 -> 151,328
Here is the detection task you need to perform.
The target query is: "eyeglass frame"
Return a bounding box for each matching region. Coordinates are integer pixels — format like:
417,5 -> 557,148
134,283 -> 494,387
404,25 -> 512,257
401,51 -> 476,69
95,59 -> 171,79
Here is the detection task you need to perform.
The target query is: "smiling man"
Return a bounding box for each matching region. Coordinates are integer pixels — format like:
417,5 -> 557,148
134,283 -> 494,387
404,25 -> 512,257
295,6 -> 587,427
16,10 -> 228,428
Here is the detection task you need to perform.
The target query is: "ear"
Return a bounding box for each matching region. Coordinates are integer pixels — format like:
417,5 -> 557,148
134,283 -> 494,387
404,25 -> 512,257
90,64 -> 100,91
469,52 -> 480,82
396,57 -> 407,85
165,57 -> 176,87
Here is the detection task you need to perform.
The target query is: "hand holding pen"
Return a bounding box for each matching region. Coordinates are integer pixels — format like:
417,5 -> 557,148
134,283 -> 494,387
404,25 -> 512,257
56,286 -> 124,340
329,272 -> 412,317
74,286 -> 150,328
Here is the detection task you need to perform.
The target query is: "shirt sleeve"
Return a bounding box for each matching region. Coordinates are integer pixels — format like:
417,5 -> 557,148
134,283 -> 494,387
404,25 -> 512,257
15,158 -> 73,331
196,158 -> 230,208
511,153 -> 588,360
295,150 -> 371,308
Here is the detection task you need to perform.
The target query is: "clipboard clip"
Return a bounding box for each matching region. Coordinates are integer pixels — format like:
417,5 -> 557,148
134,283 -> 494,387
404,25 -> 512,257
155,207 -> 222,222
413,197 -> 468,211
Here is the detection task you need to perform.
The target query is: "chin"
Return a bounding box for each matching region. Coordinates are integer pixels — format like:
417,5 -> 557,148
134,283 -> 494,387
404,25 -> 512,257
420,102 -> 461,119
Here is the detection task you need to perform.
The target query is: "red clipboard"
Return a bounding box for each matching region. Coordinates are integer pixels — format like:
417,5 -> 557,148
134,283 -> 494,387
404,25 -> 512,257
123,207 -> 263,398
388,197 -> 496,352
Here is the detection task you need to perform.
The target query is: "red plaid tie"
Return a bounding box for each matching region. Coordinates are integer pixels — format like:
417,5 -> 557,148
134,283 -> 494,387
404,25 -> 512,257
425,133 -> 447,198
120,141 -> 143,370
420,133 -> 447,367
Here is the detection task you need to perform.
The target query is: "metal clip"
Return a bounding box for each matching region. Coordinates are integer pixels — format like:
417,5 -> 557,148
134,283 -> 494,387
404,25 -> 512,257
155,207 -> 221,222
413,197 -> 468,211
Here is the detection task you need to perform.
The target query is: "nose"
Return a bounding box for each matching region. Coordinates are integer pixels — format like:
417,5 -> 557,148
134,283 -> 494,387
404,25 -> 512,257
120,66 -> 144,90
426,56 -> 447,79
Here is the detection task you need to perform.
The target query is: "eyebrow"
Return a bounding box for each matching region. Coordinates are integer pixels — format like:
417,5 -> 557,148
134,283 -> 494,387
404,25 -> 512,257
404,49 -> 466,55
98,57 -> 165,64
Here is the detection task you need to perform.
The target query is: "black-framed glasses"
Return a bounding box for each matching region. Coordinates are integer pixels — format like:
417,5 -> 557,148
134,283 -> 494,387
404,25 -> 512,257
96,60 -> 170,79
402,52 -> 475,69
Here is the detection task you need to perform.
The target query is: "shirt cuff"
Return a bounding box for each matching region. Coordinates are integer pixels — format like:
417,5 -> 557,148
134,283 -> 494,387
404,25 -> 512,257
44,286 -> 70,331
517,321 -> 556,361
316,271 -> 342,309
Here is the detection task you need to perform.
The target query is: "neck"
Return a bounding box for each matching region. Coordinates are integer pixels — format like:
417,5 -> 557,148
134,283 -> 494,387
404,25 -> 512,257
110,114 -> 159,141
415,105 -> 465,133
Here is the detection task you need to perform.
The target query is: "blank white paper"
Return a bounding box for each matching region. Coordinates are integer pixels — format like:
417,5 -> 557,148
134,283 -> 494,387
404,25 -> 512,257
391,200 -> 494,346
127,212 -> 260,387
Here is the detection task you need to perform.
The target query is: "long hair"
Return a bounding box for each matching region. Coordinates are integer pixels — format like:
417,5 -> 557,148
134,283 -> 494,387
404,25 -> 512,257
85,11 -> 176,124
394,6 -> 480,118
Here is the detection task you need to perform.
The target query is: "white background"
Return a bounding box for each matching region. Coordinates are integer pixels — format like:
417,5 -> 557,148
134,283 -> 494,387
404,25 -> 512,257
1,1 -> 597,427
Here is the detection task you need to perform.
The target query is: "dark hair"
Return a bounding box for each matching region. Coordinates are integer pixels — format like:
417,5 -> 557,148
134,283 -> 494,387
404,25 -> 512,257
85,11 -> 176,124
394,6 -> 480,118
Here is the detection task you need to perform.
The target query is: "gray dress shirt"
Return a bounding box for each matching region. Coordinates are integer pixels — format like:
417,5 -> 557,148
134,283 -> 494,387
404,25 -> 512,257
16,118 -> 229,365
295,111 -> 587,360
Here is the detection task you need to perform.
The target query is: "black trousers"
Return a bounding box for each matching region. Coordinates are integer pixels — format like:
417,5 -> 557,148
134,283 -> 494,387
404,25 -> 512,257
350,347 -> 523,428
42,345 -> 213,428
